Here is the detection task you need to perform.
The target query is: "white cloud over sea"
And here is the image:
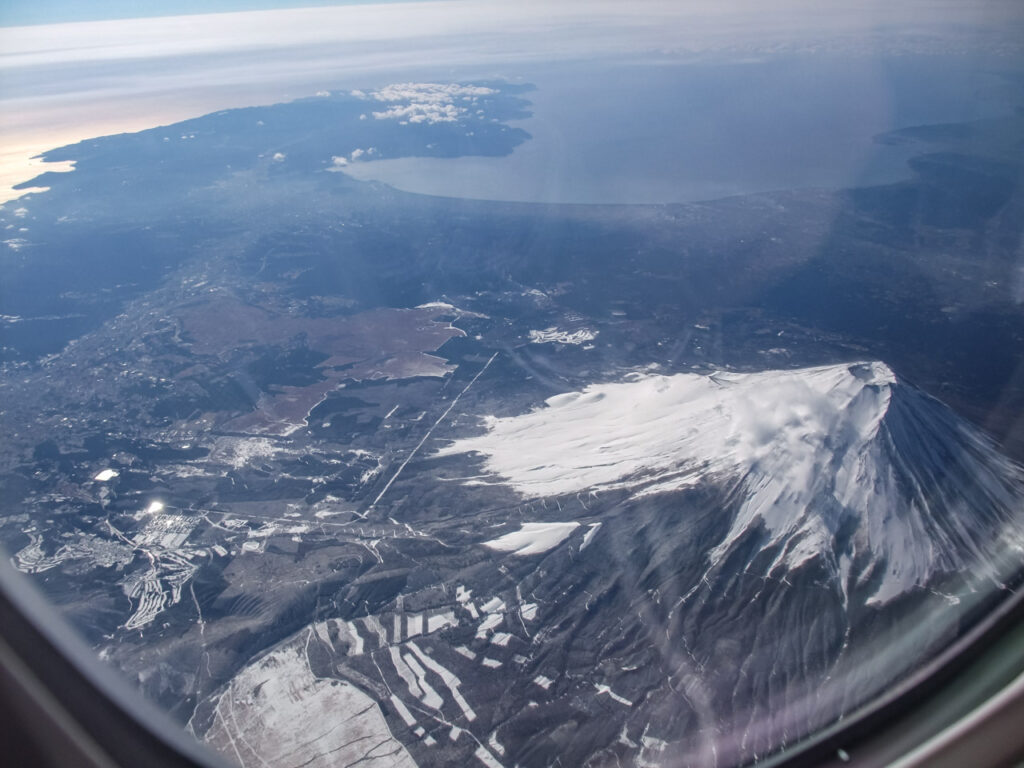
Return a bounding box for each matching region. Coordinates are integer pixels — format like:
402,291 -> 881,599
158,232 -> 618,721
368,83 -> 498,125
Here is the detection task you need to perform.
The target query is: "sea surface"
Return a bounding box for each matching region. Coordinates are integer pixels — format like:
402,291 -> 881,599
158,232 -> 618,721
343,55 -> 1022,204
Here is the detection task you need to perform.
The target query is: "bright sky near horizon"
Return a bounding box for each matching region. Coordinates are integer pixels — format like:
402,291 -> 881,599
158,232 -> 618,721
0,1 -> 420,27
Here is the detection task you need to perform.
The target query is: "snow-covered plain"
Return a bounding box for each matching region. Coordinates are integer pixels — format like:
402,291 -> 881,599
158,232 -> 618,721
439,362 -> 1024,602
198,638 -> 415,768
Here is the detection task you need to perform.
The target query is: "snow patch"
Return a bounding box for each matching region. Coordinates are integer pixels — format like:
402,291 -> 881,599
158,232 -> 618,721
483,522 -> 580,556
580,522 -> 602,551
475,612 -> 503,638
533,675 -> 554,690
529,326 -> 597,345
480,596 -> 504,613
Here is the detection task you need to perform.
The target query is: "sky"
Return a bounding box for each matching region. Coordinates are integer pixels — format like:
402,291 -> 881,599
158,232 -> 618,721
0,1 -> 420,27
1,0 -> 1022,202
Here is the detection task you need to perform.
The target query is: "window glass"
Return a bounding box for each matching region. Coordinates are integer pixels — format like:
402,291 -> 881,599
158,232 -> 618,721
1,3 -> 1023,766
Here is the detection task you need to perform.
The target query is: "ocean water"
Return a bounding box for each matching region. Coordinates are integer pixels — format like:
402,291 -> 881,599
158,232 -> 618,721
343,55 -> 1023,204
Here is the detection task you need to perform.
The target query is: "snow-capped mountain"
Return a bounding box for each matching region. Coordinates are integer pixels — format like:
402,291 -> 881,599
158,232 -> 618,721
439,362 -> 1024,605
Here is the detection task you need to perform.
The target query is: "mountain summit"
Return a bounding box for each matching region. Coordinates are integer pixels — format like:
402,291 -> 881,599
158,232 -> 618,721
439,362 -> 1024,605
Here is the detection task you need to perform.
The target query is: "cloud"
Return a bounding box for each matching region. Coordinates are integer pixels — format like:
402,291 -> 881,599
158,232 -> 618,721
271,152 -> 286,161
371,102 -> 460,124
326,155 -> 351,173
366,82 -> 498,125
3,1 -> 1014,71
370,83 -> 497,104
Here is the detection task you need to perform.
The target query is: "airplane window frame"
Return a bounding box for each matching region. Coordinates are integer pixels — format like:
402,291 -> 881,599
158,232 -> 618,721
1,531 -> 1023,767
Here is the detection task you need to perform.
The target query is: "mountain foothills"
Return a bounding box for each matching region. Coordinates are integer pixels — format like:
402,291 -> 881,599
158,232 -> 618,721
0,80 -> 1023,768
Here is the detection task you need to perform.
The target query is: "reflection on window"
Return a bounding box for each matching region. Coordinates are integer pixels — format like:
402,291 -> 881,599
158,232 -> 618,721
1,3 -> 1023,767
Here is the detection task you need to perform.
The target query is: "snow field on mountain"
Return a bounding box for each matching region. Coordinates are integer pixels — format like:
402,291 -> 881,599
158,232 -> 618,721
440,361 -> 1024,603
